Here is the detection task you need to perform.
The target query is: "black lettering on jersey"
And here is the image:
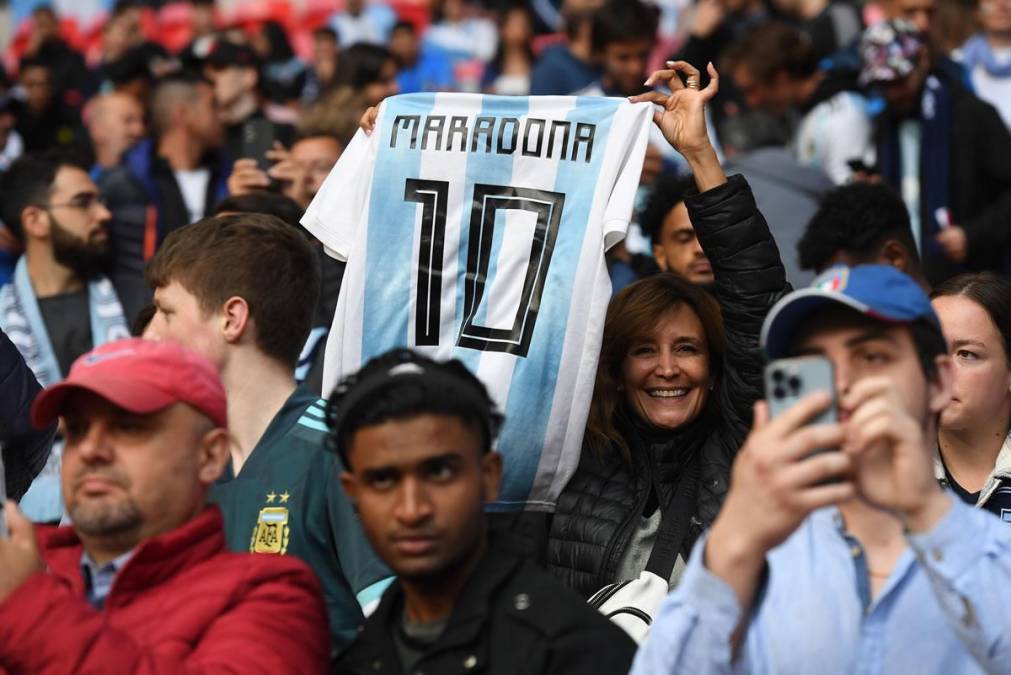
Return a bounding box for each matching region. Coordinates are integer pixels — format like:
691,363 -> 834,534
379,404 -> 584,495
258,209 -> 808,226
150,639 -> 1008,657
391,114 -> 596,163
460,184 -> 565,357
521,118 -> 546,157
546,120 -> 571,161
390,115 -> 422,149
497,118 -> 520,154
421,115 -> 446,151
573,123 -> 596,163
447,116 -> 470,151
404,179 -> 449,346
471,116 -> 496,153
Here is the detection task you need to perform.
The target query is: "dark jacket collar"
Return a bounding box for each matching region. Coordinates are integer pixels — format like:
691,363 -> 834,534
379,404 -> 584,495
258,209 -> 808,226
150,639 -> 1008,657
342,537 -> 520,668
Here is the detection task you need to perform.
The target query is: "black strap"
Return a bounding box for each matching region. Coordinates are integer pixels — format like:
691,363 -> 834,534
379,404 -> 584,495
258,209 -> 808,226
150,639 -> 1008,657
643,454 -> 701,580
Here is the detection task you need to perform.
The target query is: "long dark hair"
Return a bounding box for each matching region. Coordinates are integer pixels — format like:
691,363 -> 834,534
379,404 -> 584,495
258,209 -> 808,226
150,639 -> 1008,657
488,6 -> 534,77
586,273 -> 726,460
932,272 -> 1011,366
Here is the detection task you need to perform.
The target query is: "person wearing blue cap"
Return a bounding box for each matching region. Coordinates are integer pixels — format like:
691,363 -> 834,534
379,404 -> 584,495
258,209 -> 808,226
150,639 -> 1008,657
631,264 -> 1011,675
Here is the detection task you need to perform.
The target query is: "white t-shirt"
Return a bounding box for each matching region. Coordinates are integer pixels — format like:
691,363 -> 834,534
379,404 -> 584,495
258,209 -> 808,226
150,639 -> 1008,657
794,91 -> 872,185
302,92 -> 651,510
174,168 -> 211,224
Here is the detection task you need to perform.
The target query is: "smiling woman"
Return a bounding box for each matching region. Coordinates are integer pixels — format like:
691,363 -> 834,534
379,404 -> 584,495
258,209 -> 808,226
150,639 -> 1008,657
546,178 -> 788,599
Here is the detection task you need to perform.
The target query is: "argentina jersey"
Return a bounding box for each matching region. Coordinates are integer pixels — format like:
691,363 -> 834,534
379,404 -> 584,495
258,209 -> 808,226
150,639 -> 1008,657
302,93 -> 652,510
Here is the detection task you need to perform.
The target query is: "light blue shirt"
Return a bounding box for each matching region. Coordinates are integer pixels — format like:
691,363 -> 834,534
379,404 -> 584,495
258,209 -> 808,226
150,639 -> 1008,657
632,494 -> 1011,675
80,550 -> 134,610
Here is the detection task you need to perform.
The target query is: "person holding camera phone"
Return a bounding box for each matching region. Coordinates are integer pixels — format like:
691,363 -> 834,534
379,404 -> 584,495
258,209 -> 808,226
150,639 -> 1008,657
632,264 -> 1011,675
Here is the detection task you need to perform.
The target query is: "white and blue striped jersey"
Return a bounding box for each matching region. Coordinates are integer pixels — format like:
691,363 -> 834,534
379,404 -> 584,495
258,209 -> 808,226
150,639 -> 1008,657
302,93 -> 652,510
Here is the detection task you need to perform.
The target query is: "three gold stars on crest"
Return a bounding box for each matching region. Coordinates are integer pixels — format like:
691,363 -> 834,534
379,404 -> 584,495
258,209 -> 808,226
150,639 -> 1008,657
266,491 -> 290,503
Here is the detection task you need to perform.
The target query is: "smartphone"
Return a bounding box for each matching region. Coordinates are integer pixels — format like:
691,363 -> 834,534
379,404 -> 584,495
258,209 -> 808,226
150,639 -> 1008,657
241,118 -> 284,193
764,356 -> 838,429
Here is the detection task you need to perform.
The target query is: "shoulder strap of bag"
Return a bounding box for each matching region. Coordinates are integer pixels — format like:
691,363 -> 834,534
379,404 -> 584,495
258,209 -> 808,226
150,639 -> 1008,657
643,454 -> 701,580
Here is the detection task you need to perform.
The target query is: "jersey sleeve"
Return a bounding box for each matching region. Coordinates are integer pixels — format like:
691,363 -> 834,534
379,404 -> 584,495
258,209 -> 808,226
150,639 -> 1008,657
301,127 -> 380,262
324,461 -> 393,608
601,101 -> 653,251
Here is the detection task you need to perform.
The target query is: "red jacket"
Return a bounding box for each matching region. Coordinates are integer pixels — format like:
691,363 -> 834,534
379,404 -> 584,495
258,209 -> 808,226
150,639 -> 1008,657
0,506 -> 329,674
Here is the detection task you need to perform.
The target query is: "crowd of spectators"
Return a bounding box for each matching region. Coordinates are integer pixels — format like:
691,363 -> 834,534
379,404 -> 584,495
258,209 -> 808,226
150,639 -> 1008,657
1,0 -> 1011,672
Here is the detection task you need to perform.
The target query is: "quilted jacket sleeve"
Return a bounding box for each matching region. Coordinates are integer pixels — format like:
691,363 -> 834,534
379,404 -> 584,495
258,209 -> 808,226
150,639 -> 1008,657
685,174 -> 790,521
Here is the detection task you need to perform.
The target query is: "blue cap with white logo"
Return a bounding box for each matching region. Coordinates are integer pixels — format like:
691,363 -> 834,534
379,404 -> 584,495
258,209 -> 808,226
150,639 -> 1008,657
760,264 -> 943,359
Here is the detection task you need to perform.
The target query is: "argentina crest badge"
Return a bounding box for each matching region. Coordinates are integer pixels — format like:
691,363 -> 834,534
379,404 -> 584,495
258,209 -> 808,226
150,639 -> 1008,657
250,492 -> 291,554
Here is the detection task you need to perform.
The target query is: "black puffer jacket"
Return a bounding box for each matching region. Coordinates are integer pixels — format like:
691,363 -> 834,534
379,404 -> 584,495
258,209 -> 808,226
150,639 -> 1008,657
546,175 -> 788,598
334,540 -> 637,675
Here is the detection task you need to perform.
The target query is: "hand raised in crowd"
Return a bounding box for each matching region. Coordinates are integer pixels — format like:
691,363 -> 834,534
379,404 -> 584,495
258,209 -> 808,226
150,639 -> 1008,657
634,61 -> 718,159
936,226 -> 968,263
227,158 -> 272,195
840,376 -> 953,532
0,502 -> 43,602
705,394 -> 853,608
630,62 -> 726,191
359,106 -> 380,135
263,142 -> 300,186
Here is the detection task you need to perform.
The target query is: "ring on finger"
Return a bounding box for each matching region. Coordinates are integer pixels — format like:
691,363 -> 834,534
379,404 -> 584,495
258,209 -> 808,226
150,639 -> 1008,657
686,77 -> 699,89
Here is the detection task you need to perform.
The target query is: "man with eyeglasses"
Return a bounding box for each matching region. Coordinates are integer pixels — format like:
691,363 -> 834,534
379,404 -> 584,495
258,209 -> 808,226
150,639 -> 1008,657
0,152 -> 131,523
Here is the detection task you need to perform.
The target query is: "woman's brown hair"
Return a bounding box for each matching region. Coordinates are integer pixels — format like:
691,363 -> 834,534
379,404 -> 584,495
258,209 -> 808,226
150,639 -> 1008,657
586,273 -> 726,460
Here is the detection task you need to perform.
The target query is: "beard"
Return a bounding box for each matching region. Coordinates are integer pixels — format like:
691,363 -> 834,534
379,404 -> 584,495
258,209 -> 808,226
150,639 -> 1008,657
50,215 -> 112,280
69,497 -> 143,537
66,466 -> 143,537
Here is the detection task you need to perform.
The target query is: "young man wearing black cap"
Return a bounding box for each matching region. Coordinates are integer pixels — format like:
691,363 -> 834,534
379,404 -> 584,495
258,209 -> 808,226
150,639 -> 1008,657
329,349 -> 638,675
632,264 -> 1011,674
0,338 -> 329,673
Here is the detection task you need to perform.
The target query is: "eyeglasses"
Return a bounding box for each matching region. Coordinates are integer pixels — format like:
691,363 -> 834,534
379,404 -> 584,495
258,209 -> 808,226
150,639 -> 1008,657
43,194 -> 108,213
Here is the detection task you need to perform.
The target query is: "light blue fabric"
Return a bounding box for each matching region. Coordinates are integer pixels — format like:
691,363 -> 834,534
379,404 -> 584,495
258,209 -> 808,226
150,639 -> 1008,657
632,495 -> 1011,675
960,34 -> 1011,78
0,256 -> 130,522
81,549 -> 134,609
899,119 -> 923,253
396,47 -> 456,94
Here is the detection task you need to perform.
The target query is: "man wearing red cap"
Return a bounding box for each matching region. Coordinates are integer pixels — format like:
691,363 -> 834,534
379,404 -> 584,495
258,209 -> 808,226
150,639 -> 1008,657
0,338 -> 329,674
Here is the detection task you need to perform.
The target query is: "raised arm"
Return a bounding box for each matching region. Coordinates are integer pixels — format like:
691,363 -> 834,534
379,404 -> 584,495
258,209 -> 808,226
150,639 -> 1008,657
631,63 -> 790,456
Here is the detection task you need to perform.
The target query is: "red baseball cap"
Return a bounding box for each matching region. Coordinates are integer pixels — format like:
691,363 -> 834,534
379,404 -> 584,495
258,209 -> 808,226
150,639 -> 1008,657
32,338 -> 228,429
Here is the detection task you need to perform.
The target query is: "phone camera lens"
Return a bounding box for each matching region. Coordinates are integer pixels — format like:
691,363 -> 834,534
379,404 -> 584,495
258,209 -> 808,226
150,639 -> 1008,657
788,376 -> 802,393
772,370 -> 784,382
773,386 -> 787,399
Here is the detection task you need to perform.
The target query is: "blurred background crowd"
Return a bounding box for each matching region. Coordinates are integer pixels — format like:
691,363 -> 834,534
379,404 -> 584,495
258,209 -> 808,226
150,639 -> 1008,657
0,0 -> 1009,327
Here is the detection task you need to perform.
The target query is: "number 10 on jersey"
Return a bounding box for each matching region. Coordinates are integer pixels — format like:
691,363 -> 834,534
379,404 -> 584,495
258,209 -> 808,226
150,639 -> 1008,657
404,178 -> 565,358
